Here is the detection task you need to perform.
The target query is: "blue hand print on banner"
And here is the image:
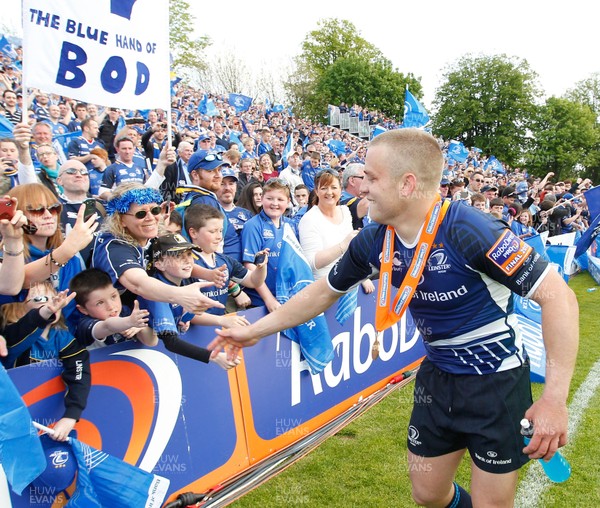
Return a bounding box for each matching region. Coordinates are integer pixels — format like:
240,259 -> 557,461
111,0 -> 137,20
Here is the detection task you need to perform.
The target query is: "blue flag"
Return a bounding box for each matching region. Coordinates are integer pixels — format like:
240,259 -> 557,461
371,125 -> 387,139
325,139 -> 346,157
575,186 -> 600,258
0,115 -> 14,138
281,133 -> 294,169
54,131 -> 80,155
484,155 -> 505,174
276,224 -> 334,374
229,93 -> 253,113
198,94 -> 208,115
403,89 -> 430,128
67,437 -> 169,508
240,118 -> 250,136
447,141 -> 469,163
272,103 -> 284,113
0,35 -> 17,60
229,130 -> 244,151
0,366 -> 46,495
205,98 -> 219,117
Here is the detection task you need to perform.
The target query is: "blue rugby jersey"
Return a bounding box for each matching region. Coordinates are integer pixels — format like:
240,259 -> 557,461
327,201 -> 550,375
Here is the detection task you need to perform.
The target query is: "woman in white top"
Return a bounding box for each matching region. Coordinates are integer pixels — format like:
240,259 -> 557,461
298,169 -> 374,295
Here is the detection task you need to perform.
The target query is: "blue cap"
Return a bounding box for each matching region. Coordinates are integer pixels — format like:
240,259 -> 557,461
197,133 -> 210,142
440,178 -> 450,186
221,167 -> 238,181
188,149 -> 226,172
31,434 -> 77,492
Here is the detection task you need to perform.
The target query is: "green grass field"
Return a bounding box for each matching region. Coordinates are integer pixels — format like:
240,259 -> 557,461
232,272 -> 600,507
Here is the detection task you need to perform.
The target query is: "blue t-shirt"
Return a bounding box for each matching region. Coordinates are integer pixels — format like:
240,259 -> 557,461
102,161 -> 147,189
327,200 -> 549,375
194,252 -> 248,315
67,136 -> 105,171
241,210 -> 294,307
223,206 -> 252,262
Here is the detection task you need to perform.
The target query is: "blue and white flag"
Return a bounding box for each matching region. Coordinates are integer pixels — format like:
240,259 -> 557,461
22,0 -> 170,110
484,155 -> 505,174
403,89 -> 430,128
197,94 -> 208,115
229,130 -> 244,151
575,186 -> 600,258
281,133 -> 294,169
0,115 -> 14,138
276,224 -> 334,374
0,35 -> 17,60
447,140 -> 469,163
335,288 -> 358,325
325,139 -> 346,157
229,93 -> 253,113
67,437 -> 169,508
0,366 -> 46,495
513,296 -> 546,383
371,125 -> 387,139
546,245 -> 576,283
205,98 -> 219,117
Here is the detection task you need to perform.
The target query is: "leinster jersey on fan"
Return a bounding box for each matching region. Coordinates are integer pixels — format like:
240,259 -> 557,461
327,201 -> 550,375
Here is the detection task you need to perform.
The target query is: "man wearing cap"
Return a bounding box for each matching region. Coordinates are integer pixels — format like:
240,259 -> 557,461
177,149 -> 238,253
439,177 -> 451,200
501,186 -> 517,221
193,132 -> 212,152
216,167 -> 252,262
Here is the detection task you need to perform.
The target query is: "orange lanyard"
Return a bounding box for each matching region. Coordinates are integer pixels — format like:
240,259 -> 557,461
375,197 -> 450,333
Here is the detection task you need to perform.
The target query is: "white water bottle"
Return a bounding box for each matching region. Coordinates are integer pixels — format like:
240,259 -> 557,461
520,419 -> 571,483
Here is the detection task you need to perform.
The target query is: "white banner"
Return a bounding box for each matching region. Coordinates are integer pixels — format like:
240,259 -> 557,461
22,0 -> 170,110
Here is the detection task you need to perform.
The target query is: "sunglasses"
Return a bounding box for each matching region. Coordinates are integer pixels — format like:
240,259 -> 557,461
316,169 -> 339,178
27,295 -> 50,303
201,153 -> 223,162
61,167 -> 89,176
123,205 -> 162,219
26,203 -> 62,216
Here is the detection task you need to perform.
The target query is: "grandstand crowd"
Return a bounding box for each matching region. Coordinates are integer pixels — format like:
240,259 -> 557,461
0,42 -> 594,439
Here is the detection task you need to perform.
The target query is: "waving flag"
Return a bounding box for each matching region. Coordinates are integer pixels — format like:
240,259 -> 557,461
447,140 -> 469,163
575,186 -> 600,257
276,224 -> 334,374
371,125 -> 387,139
403,89 -> 430,128
229,130 -> 244,151
0,35 -> 18,59
0,115 -> 14,138
198,94 -> 208,115
281,133 -> 294,169
0,366 -> 46,495
484,155 -> 505,174
205,98 -> 219,117
325,139 -> 346,157
66,437 -> 169,508
229,94 -> 253,113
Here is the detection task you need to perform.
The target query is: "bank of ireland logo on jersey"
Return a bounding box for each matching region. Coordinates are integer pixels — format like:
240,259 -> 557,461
486,230 -> 532,275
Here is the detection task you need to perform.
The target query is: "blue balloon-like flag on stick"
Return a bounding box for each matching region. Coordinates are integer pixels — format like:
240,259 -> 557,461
403,88 -> 430,128
229,93 -> 253,113
447,140 -> 469,163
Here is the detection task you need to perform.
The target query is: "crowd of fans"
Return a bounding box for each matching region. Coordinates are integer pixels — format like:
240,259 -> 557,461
0,43 -> 594,443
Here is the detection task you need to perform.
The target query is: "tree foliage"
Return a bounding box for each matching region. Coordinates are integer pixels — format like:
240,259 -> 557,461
169,0 -> 210,77
565,72 -> 600,118
526,97 -> 598,179
432,54 -> 540,166
284,18 -> 423,121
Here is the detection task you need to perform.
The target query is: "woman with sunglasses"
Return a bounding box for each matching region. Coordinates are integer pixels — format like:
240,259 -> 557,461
91,182 -> 221,317
4,183 -> 98,318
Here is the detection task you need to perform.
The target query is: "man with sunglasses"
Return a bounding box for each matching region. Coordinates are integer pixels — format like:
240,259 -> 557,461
176,149 -> 240,260
58,160 -> 105,266
211,129 -> 579,508
466,170 -> 485,196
